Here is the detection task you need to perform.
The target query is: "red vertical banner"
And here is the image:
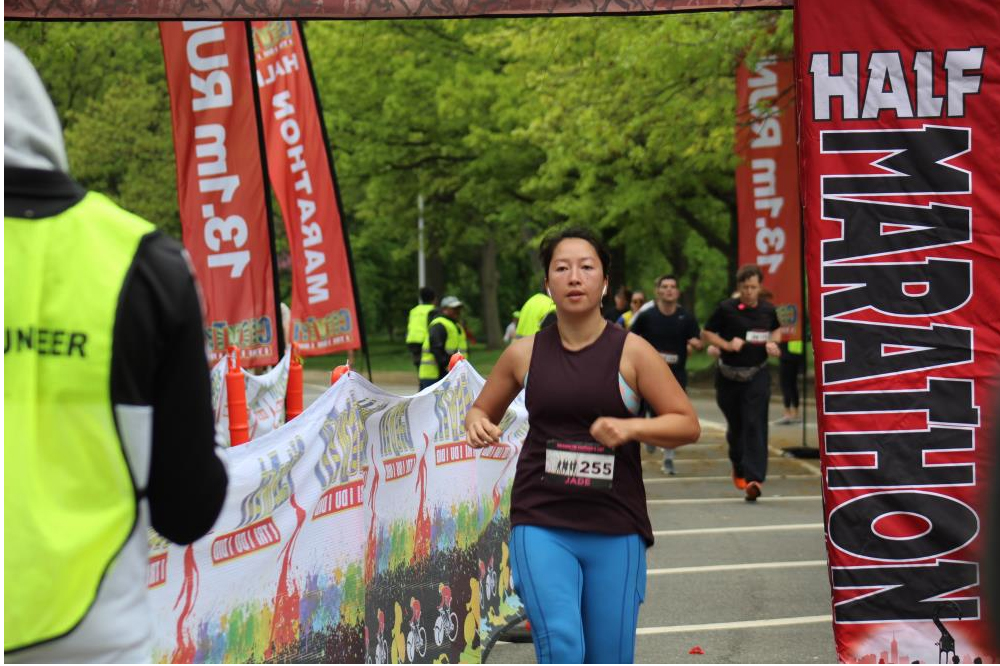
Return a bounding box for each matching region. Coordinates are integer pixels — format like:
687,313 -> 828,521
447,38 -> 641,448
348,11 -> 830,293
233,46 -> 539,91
160,21 -> 279,367
796,0 -> 1000,662
251,20 -> 361,356
736,57 -> 802,340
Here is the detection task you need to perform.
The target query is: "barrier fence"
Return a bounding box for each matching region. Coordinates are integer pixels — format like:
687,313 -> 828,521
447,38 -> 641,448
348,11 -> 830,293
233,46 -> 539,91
150,361 -> 526,663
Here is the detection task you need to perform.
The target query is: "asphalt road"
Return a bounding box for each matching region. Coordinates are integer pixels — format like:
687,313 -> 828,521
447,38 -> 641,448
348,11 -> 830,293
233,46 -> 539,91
302,374 -> 837,663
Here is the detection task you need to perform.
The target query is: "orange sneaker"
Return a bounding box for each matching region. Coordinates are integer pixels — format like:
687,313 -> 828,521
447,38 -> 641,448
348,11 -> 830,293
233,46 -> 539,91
744,481 -> 762,502
732,470 -> 747,490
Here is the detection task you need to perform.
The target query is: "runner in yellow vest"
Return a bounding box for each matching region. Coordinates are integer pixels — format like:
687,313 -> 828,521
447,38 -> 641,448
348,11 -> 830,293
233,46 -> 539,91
419,296 -> 468,389
514,292 -> 557,338
4,41 -> 226,662
406,287 -> 437,368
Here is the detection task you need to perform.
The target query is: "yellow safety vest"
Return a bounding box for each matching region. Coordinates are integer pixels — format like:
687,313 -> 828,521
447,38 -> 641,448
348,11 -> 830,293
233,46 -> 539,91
4,192 -> 152,653
405,303 -> 435,345
788,340 -> 804,355
515,293 -> 556,338
419,316 -> 468,380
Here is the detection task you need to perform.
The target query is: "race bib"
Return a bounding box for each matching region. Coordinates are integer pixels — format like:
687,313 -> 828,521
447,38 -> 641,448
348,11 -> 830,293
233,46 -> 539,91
659,352 -> 679,365
746,329 -> 770,344
543,440 -> 615,490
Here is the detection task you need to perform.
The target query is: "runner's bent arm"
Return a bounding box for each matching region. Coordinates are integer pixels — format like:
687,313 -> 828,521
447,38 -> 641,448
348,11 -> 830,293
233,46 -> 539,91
589,334 -> 700,449
687,317 -> 704,350
702,328 -> 736,351
466,337 -> 530,448
705,326 -> 748,352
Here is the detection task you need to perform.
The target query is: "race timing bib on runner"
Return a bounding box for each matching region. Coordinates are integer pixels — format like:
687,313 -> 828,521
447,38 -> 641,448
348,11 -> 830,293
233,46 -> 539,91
745,329 -> 770,344
543,440 -> 615,489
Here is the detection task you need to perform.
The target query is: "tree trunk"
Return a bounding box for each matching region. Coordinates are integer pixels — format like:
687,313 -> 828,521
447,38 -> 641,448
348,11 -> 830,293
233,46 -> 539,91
668,237 -> 695,314
727,199 -> 739,287
686,270 -> 699,317
480,237 -> 502,349
427,253 -> 445,304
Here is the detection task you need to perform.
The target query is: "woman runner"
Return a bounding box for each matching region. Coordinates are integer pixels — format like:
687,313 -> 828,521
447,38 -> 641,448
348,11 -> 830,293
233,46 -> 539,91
465,227 -> 701,663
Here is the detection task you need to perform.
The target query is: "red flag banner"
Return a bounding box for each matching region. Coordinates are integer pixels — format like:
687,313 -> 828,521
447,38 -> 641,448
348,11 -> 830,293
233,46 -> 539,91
161,21 -> 279,367
251,20 -> 360,355
736,56 -> 801,340
796,0 -> 1000,662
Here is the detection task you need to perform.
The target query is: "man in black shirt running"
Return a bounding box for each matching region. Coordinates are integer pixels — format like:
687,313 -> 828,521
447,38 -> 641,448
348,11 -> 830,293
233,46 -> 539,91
631,275 -> 702,474
702,265 -> 780,502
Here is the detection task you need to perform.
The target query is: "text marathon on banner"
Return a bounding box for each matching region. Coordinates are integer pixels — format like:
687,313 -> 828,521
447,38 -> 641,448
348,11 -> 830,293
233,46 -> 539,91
796,1 -> 1000,662
160,21 -> 279,367
252,21 -> 360,355
147,363 -> 526,662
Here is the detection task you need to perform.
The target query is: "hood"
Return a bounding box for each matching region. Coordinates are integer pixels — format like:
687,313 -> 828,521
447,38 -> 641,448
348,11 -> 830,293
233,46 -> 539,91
4,40 -> 69,172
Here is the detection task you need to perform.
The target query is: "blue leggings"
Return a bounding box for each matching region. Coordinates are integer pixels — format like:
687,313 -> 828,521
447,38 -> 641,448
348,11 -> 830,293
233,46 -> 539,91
510,525 -> 646,664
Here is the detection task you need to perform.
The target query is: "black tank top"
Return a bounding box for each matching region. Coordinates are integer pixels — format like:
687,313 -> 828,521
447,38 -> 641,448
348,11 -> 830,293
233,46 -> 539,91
510,323 -> 654,545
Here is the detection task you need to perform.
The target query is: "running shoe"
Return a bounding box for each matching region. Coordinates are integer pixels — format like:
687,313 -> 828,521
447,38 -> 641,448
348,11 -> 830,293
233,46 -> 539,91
731,470 -> 747,490
661,458 -> 676,475
744,481 -> 762,502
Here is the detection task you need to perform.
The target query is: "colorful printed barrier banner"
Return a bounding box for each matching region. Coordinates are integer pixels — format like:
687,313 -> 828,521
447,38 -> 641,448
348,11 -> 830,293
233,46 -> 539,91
796,0 -> 1000,662
148,361 -> 526,663
160,21 -> 280,367
210,348 -> 291,447
735,56 -> 802,340
252,21 -> 361,357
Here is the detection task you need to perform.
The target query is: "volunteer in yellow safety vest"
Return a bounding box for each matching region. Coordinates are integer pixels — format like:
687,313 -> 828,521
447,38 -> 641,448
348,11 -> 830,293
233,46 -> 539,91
514,292 -> 557,339
4,41 -> 227,663
406,286 -> 438,368
419,295 -> 468,389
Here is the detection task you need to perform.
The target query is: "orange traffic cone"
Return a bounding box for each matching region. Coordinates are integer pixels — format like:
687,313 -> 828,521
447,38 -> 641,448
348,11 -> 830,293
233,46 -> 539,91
285,343 -> 303,422
225,346 -> 249,446
330,362 -> 350,385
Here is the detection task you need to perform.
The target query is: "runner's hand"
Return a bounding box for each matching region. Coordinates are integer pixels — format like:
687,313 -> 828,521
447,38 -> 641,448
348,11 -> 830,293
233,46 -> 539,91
467,417 -> 502,449
590,417 -> 633,449
765,341 -> 780,358
729,337 -> 745,352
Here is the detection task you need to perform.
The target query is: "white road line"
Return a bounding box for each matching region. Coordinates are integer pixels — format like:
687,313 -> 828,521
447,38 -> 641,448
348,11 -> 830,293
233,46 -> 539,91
636,614 -> 831,635
653,523 -> 823,537
648,560 -> 827,576
648,495 -> 821,505
642,473 -> 817,485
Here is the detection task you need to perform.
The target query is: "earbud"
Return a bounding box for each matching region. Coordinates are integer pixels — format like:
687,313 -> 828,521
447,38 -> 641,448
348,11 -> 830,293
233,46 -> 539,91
547,288 -> 552,298
602,285 -> 608,297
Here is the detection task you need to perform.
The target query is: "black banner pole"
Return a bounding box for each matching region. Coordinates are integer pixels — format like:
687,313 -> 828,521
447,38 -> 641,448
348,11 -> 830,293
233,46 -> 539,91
296,19 -> 373,381
245,20 -> 286,364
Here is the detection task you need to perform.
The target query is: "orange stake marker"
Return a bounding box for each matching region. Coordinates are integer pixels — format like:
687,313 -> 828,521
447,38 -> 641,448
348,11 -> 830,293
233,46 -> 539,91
330,363 -> 350,385
226,346 -> 249,446
286,343 -> 304,422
